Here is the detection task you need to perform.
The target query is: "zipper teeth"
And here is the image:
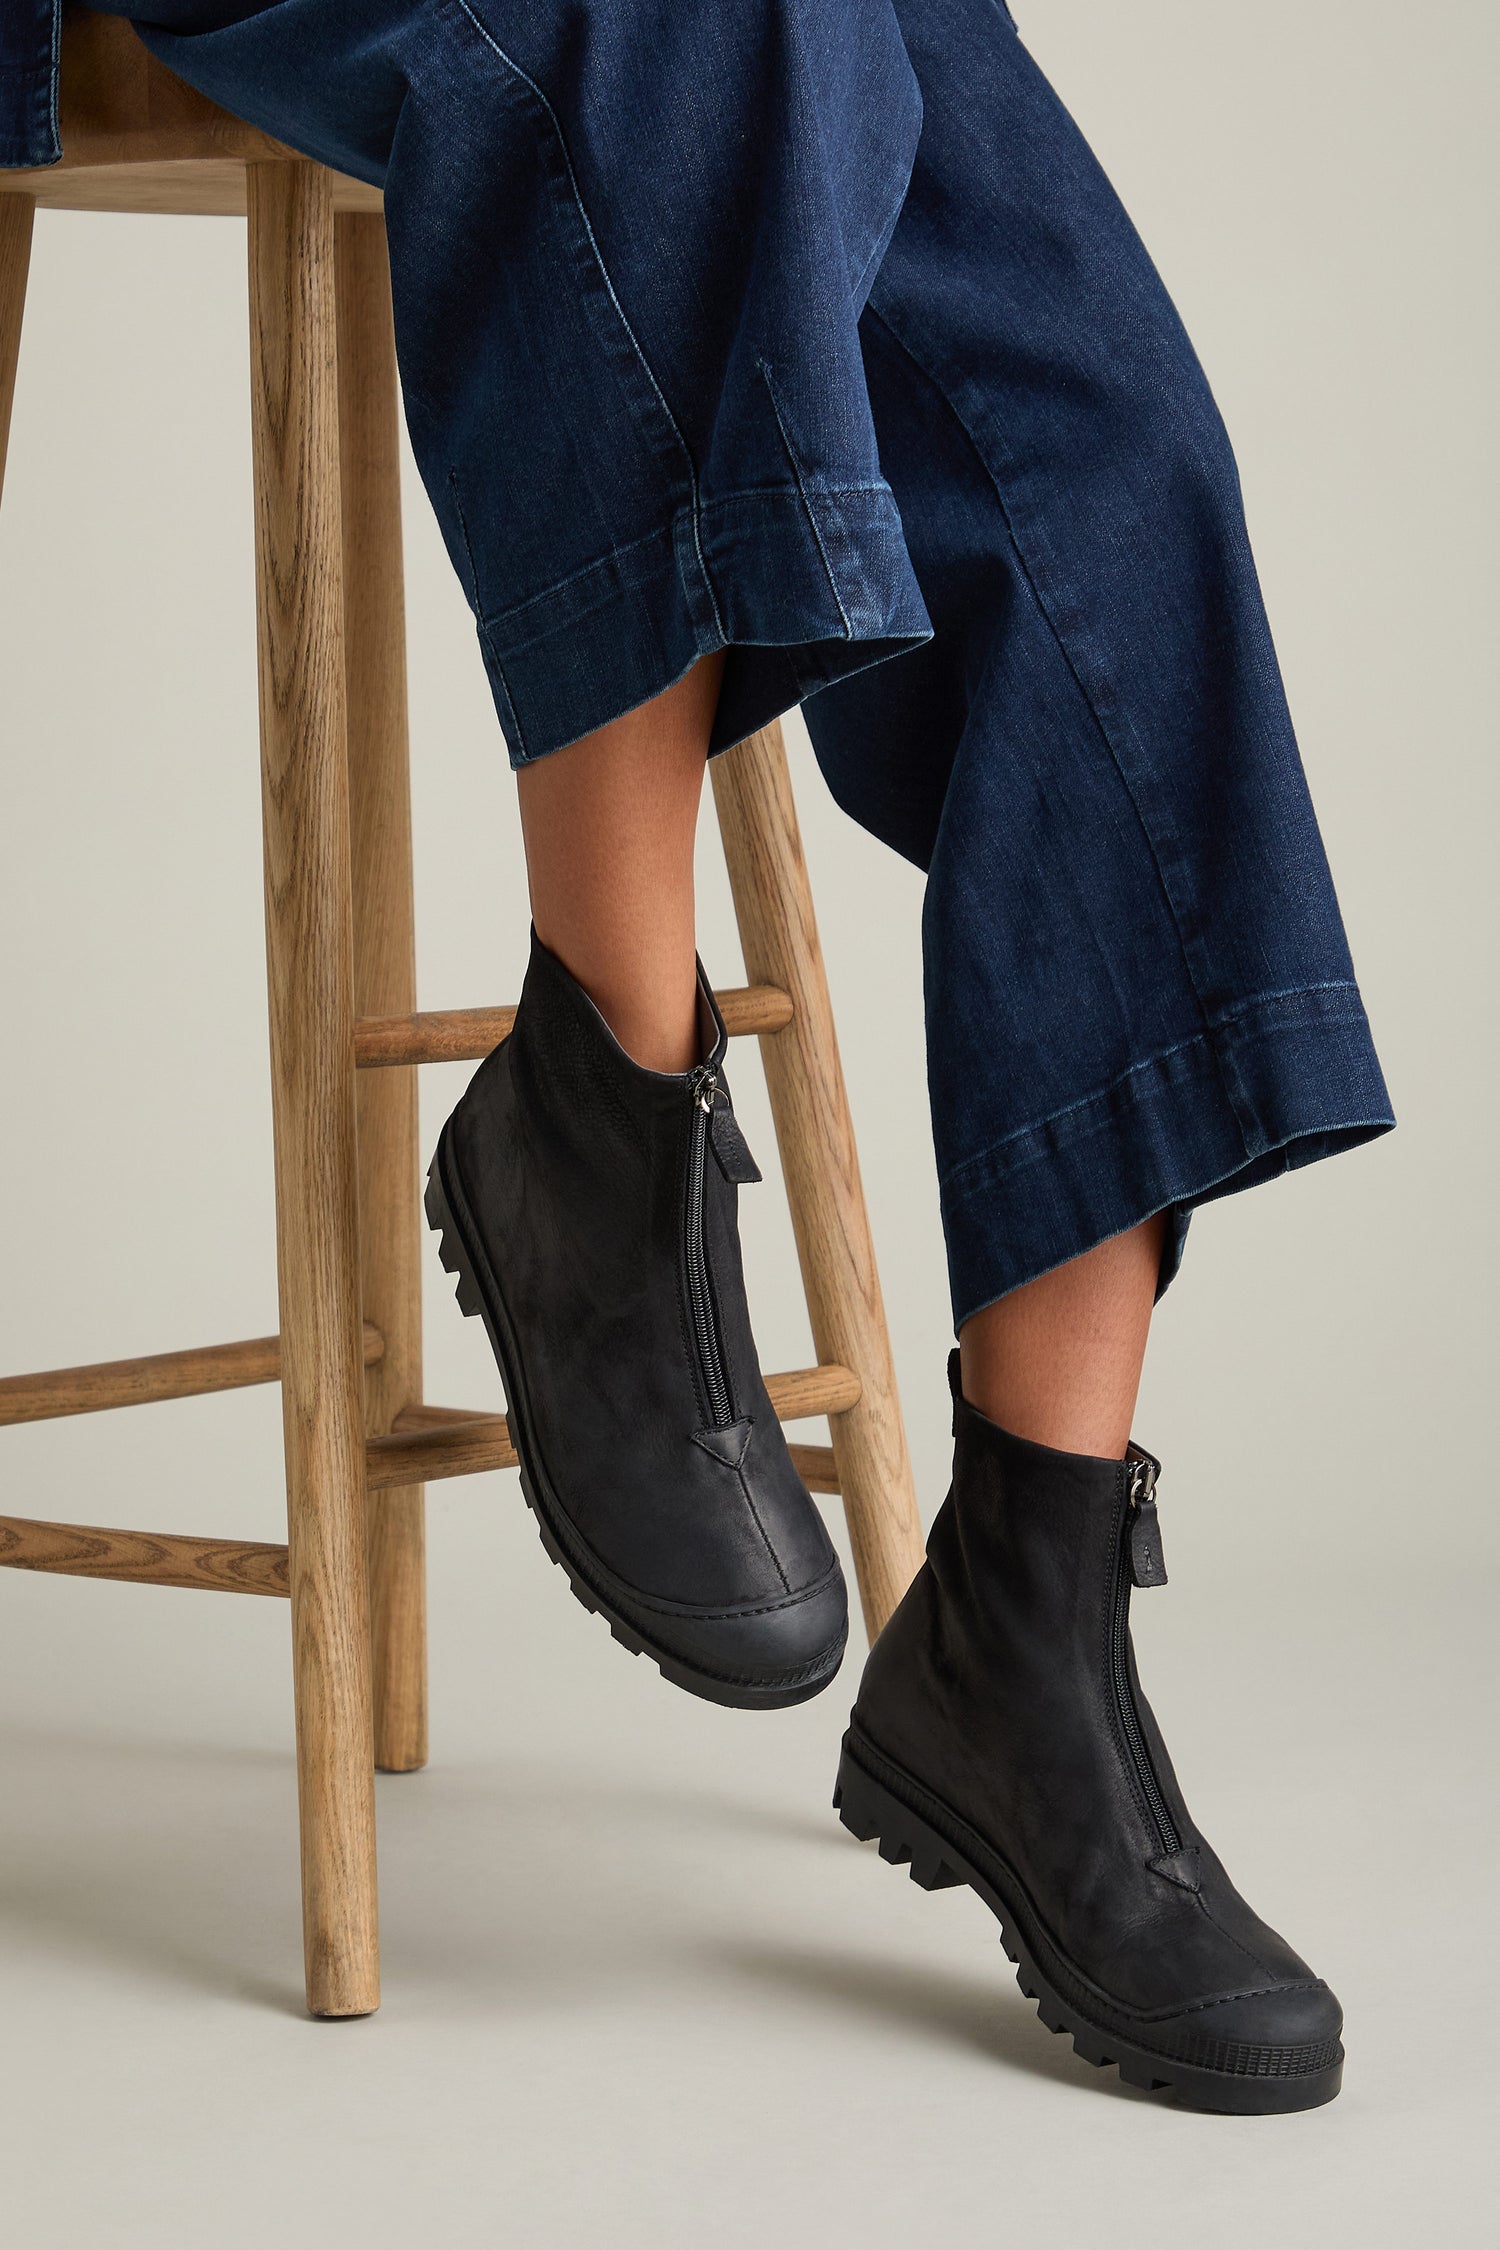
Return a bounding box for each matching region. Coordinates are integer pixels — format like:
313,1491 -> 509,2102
685,1094 -> 733,1428
1111,1492 -> 1180,1856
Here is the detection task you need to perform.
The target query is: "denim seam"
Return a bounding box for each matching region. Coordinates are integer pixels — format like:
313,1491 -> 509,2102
450,0 -> 724,642
1209,978 -> 1360,1028
846,126 -> 923,309
864,301 -> 1251,1149
446,470 -> 486,611
938,983 -> 1373,1204
783,0 -> 920,313
449,471 -> 529,759
469,481 -> 900,646
479,637 -> 527,762
757,360 -> 854,641
480,522 -> 677,637
44,0 -> 58,159
4,6 -> 58,167
704,481 -> 895,504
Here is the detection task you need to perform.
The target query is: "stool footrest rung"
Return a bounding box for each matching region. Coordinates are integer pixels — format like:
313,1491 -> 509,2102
788,1443 -> 838,1494
368,1363 -> 860,1489
0,1323 -> 385,1428
0,1513 -> 290,1596
353,981 -> 793,1069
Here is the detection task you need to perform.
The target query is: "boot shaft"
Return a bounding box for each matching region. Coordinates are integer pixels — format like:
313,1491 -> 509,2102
851,1355 -> 1318,2012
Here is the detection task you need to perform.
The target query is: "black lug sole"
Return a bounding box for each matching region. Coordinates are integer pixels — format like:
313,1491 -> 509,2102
424,1129 -> 843,1712
834,1736 -> 1343,2115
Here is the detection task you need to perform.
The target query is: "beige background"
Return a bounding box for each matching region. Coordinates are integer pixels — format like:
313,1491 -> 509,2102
0,1 -> 1494,2242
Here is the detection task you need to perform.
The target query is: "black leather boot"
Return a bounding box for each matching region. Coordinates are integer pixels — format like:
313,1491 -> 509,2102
425,931 -> 847,1708
836,1356 -> 1343,2112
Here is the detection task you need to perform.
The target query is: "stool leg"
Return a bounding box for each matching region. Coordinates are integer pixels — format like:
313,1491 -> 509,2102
248,160 -> 379,2017
0,197 -> 34,506
336,211 -> 427,1775
711,722 -> 926,1639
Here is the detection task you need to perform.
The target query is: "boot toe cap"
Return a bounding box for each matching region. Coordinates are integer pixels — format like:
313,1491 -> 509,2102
1159,1975 -> 1344,2077
651,1561 -> 849,1708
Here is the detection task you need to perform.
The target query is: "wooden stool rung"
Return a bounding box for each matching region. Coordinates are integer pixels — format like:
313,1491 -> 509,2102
0,1512 -> 290,1596
352,982 -> 793,1070
0,1322 -> 385,1428
787,1443 -> 838,1493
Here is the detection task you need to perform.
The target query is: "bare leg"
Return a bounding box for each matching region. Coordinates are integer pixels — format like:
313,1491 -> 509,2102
957,1214 -> 1166,1458
519,653 -> 1158,1457
515,654 -> 725,1073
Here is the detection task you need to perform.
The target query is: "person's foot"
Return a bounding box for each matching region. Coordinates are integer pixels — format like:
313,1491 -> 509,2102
425,929 -> 847,1708
835,1354 -> 1343,2112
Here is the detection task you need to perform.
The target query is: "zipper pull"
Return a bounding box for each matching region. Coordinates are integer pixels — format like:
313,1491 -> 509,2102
688,1063 -> 719,1114
689,1065 -> 762,1184
1126,1447 -> 1167,1587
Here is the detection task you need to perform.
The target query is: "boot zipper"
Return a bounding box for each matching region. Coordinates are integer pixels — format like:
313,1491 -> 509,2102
1110,1455 -> 1180,1857
685,1064 -> 734,1428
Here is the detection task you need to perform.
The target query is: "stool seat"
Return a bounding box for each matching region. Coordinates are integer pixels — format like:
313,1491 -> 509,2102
0,11 -> 381,215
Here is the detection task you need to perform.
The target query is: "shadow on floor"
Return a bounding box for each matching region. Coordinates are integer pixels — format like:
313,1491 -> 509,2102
717,1938 -> 1148,2102
0,1723 -> 840,2019
2,1719 -> 1147,2100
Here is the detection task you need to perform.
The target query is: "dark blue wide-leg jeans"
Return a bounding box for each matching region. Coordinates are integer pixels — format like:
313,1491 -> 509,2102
102,0 -> 1394,1327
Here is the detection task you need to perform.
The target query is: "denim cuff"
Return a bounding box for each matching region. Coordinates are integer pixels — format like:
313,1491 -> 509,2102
941,983 -> 1396,1330
468,481 -> 932,766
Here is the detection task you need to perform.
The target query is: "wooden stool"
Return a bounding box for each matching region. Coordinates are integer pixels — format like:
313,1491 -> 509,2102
0,13 -> 924,2019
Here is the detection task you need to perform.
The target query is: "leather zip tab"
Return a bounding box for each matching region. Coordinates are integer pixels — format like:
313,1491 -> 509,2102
1111,1450 -> 1179,1857
1127,1449 -> 1166,1588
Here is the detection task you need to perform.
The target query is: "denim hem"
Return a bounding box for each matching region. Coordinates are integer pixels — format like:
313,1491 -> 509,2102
941,982 -> 1395,1331
469,482 -> 933,765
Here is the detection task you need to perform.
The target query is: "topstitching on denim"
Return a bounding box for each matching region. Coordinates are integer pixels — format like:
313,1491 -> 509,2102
448,0 -> 725,643
939,981 -> 1379,1207
0,0 -> 61,168
463,480 -> 903,656
757,363 -> 855,642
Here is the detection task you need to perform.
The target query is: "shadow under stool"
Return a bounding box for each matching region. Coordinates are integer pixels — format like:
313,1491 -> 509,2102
0,9 -> 925,2019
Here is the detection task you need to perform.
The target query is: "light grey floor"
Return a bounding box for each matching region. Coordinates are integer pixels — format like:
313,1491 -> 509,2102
1,1482 -> 1494,2249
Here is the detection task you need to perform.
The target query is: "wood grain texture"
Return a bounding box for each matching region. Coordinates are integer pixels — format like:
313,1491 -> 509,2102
0,1324 -> 383,1428
788,1444 -> 838,1495
366,1415 -> 516,1490
54,9 -> 291,166
0,196 -> 32,509
337,210 -> 427,1777
366,1364 -> 861,1489
0,19 -> 380,212
711,723 -> 925,1636
0,163 -> 383,216
352,982 -> 793,1068
249,160 -> 378,2018
0,1514 -> 290,1596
